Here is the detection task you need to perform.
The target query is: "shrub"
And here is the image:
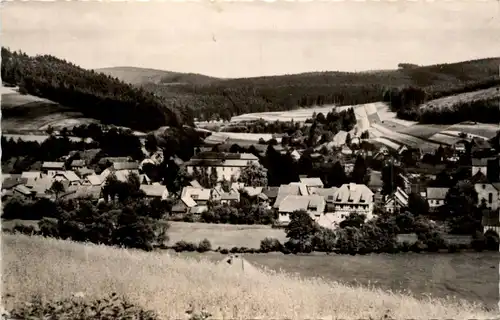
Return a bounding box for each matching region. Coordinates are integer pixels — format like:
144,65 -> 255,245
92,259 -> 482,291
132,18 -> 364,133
259,237 -> 283,253
219,248 -> 229,254
174,241 -> 197,252
229,247 -> 240,254
447,243 -> 460,253
6,293 -> 160,320
196,239 -> 212,253
419,231 -> 446,252
398,241 -> 411,252
12,224 -> 37,235
38,218 -> 59,238
410,240 -> 425,253
471,233 -> 486,252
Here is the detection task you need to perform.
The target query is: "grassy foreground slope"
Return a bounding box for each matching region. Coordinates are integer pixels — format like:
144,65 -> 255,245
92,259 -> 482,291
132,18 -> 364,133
135,58 -> 500,121
2,234 -> 494,320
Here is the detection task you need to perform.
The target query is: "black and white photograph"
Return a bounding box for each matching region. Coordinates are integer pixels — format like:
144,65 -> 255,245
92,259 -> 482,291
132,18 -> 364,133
1,0 -> 500,319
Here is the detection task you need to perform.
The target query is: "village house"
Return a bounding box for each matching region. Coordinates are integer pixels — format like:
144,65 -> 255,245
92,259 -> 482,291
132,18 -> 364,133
299,177 -> 324,194
53,171 -> 81,186
453,141 -> 467,155
180,186 -> 211,213
41,162 -> 65,176
330,183 -> 375,218
313,187 -> 338,211
70,159 -> 86,170
472,158 -> 491,177
277,194 -> 325,226
184,152 -> 260,182
211,187 -> 241,205
384,186 -> 409,214
139,185 -> 169,200
273,182 -> 309,209
425,187 -> 449,212
82,174 -> 104,186
474,180 -> 500,211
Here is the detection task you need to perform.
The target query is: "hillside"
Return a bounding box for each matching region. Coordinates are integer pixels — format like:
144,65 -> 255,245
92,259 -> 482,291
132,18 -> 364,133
138,57 -> 500,122
1,48 -> 185,132
1,86 -> 100,132
96,66 -> 219,86
3,234 -> 494,320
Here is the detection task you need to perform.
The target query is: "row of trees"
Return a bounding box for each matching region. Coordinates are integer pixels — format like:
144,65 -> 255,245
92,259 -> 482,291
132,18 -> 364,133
1,48 -> 184,130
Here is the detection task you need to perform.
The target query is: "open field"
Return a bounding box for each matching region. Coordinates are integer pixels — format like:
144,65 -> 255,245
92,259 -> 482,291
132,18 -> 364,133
3,234 -> 497,319
421,86 -> 500,111
167,221 -> 287,249
1,86 -> 100,132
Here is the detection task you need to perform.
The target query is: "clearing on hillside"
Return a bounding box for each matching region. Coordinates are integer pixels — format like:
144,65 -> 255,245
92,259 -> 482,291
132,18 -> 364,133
3,234 -> 496,320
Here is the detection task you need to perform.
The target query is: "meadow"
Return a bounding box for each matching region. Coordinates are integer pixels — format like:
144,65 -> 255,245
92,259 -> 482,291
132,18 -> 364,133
167,221 -> 287,249
3,234 -> 497,320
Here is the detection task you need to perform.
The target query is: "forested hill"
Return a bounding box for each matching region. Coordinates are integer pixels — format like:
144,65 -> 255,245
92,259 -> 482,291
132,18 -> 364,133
1,48 -> 185,131
96,66 -> 219,86
138,57 -> 500,121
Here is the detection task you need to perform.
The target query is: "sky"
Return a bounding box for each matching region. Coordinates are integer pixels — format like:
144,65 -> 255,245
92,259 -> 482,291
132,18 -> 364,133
2,0 -> 500,78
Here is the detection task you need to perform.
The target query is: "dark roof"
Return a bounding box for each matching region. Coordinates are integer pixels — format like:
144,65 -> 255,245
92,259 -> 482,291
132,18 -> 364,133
472,158 -> 493,166
71,160 -> 86,167
262,186 -> 279,199
2,177 -> 28,190
471,171 -> 489,184
113,162 -> 139,170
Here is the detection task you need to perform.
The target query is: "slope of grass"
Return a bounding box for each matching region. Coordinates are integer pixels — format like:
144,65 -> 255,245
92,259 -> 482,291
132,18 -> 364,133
2,234 -> 496,319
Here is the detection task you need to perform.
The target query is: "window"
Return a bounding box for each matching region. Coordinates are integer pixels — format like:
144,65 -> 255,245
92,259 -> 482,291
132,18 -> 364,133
489,193 -> 493,204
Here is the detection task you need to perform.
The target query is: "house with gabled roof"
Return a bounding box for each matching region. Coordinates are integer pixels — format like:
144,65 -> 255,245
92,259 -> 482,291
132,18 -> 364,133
70,159 -> 86,170
299,177 -> 324,194
180,186 -> 211,214
273,182 -> 309,209
53,171 -> 81,186
41,162 -> 65,175
140,185 -> 169,200
277,194 -> 325,226
185,152 -> 260,182
384,187 -> 409,214
331,183 -> 374,218
425,187 -> 449,212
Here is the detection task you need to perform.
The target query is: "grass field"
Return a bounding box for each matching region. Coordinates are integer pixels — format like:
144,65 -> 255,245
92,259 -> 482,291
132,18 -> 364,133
3,234 -> 497,319
167,221 -> 287,249
1,87 -> 99,133
421,86 -> 500,111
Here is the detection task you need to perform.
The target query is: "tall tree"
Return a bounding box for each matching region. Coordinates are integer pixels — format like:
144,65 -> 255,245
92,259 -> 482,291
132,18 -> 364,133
239,162 -> 268,187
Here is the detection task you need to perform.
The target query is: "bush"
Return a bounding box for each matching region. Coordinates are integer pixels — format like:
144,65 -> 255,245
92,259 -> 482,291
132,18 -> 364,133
12,224 -> 37,235
174,241 -> 197,252
259,237 -> 283,253
196,239 -> 212,253
471,232 -> 486,252
398,241 -> 412,252
410,240 -> 425,253
419,231 -> 446,252
6,293 -> 160,320
229,247 -> 240,254
220,248 -> 229,254
447,243 -> 460,253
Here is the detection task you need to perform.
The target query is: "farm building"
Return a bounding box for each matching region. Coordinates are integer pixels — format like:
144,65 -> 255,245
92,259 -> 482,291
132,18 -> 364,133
425,187 -> 449,212
384,187 -> 409,214
277,194 -> 326,226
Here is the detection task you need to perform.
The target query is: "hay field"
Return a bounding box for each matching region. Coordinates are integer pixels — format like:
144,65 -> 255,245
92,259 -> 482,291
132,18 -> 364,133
3,234 -> 496,320
1,87 -> 99,132
167,221 -> 287,249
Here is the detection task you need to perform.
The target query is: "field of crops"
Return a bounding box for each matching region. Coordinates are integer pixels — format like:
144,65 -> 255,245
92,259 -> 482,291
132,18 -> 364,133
421,86 -> 500,111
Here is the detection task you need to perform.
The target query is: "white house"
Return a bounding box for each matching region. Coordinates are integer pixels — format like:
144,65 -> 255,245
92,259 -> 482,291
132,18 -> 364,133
330,183 -> 374,218
41,162 -> 65,176
185,152 -> 260,182
425,187 -> 449,212
384,187 -> 409,214
299,177 -> 324,194
277,194 -> 325,226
